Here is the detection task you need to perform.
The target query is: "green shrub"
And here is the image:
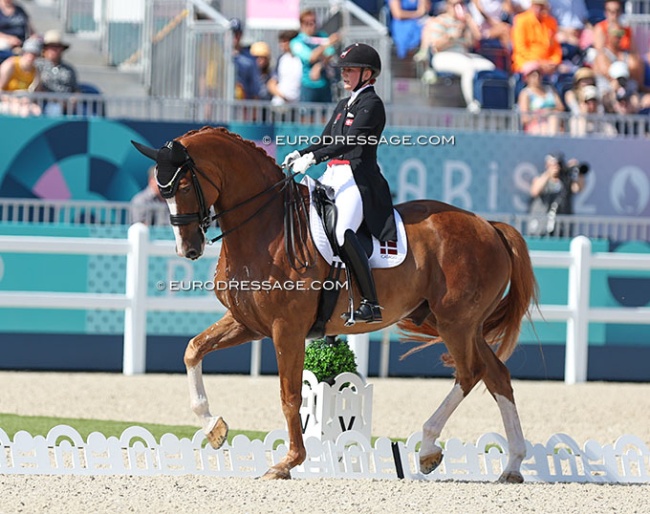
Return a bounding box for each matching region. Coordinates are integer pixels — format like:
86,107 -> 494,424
304,337 -> 357,383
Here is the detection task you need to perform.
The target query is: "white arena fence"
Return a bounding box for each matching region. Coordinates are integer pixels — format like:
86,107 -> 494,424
1,224 -> 650,382
0,425 -> 648,482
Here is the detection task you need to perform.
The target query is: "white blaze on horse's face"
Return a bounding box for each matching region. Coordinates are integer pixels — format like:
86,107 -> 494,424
166,198 -> 185,257
166,197 -> 206,259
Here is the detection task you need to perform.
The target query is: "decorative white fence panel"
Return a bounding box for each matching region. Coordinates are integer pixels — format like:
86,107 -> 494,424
0,425 -> 648,482
1,227 -> 650,382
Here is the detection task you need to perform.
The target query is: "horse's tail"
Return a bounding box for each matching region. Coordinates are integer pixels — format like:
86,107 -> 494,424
485,221 -> 539,362
397,221 -> 538,366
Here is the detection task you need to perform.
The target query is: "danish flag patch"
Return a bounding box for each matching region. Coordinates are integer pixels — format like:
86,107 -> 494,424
379,240 -> 398,256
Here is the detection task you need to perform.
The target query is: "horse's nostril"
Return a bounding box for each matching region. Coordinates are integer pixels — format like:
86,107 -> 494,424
186,249 -> 199,260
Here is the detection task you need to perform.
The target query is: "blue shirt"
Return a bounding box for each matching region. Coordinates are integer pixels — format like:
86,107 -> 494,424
233,50 -> 261,100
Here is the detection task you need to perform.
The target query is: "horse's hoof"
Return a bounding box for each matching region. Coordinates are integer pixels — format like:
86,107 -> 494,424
419,450 -> 443,475
497,471 -> 524,484
261,467 -> 291,480
205,416 -> 228,449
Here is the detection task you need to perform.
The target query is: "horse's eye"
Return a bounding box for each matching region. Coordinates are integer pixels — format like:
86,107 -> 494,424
180,184 -> 192,194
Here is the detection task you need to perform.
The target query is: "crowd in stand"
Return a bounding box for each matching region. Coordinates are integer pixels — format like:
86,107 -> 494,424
3,0 -> 650,136
0,0 -> 86,117
393,0 -> 650,134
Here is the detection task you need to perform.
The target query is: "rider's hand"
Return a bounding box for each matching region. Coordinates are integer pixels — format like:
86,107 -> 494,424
291,152 -> 315,174
282,150 -> 301,168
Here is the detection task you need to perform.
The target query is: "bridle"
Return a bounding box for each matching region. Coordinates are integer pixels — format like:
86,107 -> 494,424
157,145 -> 313,269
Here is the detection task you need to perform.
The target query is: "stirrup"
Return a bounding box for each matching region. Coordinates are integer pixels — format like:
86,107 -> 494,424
342,299 -> 383,325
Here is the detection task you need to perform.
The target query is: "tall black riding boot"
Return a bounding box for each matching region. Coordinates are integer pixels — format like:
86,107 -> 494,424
339,229 -> 382,324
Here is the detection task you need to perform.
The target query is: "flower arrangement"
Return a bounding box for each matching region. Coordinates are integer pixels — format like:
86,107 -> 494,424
303,336 -> 357,383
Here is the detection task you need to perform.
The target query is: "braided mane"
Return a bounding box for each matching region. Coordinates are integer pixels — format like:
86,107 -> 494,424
181,126 -> 281,171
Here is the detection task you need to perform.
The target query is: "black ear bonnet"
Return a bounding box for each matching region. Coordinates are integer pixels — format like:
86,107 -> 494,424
131,140 -> 193,198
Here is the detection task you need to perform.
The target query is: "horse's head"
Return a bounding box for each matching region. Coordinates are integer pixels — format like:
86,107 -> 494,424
132,139 -> 214,260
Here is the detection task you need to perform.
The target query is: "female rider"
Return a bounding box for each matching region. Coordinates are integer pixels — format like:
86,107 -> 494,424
283,43 -> 397,324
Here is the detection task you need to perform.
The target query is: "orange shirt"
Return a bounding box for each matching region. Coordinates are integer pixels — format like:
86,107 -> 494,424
596,19 -> 632,52
511,10 -> 562,73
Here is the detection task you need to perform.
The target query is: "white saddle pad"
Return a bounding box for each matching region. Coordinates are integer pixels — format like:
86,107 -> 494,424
303,175 -> 407,269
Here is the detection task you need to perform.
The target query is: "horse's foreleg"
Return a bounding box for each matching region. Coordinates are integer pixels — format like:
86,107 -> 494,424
184,310 -> 259,449
476,339 -> 526,484
262,322 -> 306,480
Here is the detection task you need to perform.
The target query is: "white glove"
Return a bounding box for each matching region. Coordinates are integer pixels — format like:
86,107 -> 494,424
282,150 -> 301,168
291,152 -> 315,174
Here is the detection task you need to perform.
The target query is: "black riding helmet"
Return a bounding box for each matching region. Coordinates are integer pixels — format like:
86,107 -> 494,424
333,43 -> 381,91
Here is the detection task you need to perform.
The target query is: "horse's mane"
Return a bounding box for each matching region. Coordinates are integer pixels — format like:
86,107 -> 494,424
181,126 -> 282,172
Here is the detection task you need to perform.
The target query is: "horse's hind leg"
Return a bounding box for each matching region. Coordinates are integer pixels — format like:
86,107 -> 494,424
184,310 -> 259,449
419,326 -> 485,475
475,337 -> 526,483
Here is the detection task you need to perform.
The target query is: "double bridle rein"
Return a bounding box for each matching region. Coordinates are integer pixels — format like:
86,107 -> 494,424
159,152 -> 313,269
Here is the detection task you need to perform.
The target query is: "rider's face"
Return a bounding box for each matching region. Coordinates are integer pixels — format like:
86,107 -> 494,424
341,67 -> 370,91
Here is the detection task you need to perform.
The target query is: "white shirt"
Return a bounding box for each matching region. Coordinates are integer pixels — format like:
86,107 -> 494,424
347,83 -> 374,107
271,52 -> 302,106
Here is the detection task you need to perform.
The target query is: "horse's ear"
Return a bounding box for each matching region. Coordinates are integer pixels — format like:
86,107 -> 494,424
131,140 -> 158,161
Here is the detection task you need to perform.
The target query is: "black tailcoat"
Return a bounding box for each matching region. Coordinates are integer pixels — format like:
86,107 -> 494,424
301,86 -> 397,242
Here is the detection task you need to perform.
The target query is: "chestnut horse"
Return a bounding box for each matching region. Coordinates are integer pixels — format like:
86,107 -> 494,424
132,126 -> 537,483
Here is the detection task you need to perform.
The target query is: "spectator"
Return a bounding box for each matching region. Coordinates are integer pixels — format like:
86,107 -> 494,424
419,0 -> 495,111
548,0 -> 588,48
268,30 -> 302,106
388,0 -> 431,59
601,61 -> 639,111
517,60 -> 564,134
0,0 -> 34,54
0,36 -> 41,115
511,0 -> 562,75
250,41 -> 273,101
290,9 -> 340,103
230,18 -> 260,100
468,0 -> 512,49
130,166 -> 168,225
564,66 -> 597,113
593,0 -> 644,86
36,30 -> 78,93
35,30 -> 80,115
568,84 -> 617,136
528,152 -> 588,236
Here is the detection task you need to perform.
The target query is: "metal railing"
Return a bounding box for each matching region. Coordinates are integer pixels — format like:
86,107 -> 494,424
2,198 -> 650,242
1,227 -> 650,382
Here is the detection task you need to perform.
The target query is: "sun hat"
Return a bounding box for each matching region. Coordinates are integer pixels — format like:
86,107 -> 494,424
582,85 -> 599,101
250,41 -> 271,58
609,61 -> 629,80
43,30 -> 70,50
521,61 -> 541,77
573,67 -> 595,84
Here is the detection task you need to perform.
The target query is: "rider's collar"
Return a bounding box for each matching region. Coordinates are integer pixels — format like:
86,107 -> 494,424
347,83 -> 373,108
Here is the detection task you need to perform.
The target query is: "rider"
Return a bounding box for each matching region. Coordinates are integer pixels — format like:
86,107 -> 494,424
283,43 -> 397,324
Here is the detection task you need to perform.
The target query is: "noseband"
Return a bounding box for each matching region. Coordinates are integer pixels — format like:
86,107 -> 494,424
157,158 -> 214,232
156,141 -> 303,250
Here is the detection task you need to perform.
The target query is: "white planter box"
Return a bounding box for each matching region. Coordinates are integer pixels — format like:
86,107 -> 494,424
300,370 -> 373,441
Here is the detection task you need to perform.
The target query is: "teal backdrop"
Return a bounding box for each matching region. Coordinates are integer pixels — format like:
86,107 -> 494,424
1,116 -> 649,379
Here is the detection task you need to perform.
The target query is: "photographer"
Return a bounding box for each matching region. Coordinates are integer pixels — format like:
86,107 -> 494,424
528,152 -> 590,236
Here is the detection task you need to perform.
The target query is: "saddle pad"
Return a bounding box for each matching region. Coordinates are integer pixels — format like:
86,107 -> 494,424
303,176 -> 407,269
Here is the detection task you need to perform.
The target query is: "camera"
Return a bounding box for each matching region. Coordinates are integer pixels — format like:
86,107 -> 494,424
568,162 -> 590,176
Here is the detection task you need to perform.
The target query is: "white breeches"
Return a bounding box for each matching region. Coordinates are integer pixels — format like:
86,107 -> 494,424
320,163 -> 363,247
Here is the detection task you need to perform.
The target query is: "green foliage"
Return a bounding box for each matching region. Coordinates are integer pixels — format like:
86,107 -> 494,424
304,337 -> 357,383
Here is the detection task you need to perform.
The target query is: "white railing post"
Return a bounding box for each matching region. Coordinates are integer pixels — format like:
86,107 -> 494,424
348,333 -> 370,378
565,236 -> 591,384
123,223 -> 149,375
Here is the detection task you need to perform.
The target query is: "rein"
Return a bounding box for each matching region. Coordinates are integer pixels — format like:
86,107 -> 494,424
168,159 -> 314,270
